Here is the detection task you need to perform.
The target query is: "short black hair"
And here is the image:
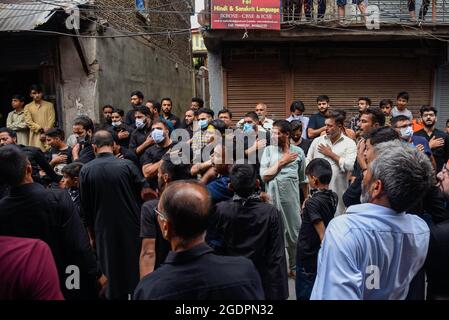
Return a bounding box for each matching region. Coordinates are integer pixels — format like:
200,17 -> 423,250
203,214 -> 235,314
379,99 -> 393,108
102,104 -> 113,111
230,164 -> 257,198
152,119 -> 169,130
218,108 -> 232,119
0,127 -> 17,139
73,115 -> 94,132
12,94 -> 25,102
446,119 -> 449,126
397,91 -> 409,101
46,128 -> 65,140
362,107 -> 385,126
290,120 -> 303,132
326,110 -> 345,126
160,153 -> 191,181
135,105 -> 152,117
358,97 -> 372,106
210,119 -> 228,134
391,115 -> 410,128
160,180 -> 211,239
92,130 -> 114,148
273,120 -> 292,135
419,105 -> 437,116
161,97 -> 172,105
29,84 -> 43,93
290,100 -> 305,113
191,97 -> 204,108
152,102 -> 162,114
112,108 -> 124,117
130,91 -> 144,100
305,158 -> 333,185
244,111 -> 258,123
198,108 -> 214,118
61,162 -> 83,178
317,95 -> 329,103
366,127 -> 400,145
0,145 -> 28,186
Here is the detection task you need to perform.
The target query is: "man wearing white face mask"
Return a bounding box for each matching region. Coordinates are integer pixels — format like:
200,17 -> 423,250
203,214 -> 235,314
141,120 -> 177,190
286,101 -> 309,140
391,115 -> 433,160
129,106 -> 154,158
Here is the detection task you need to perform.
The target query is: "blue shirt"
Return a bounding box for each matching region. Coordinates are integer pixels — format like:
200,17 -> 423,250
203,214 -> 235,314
206,176 -> 233,204
310,203 -> 430,300
411,135 -> 432,156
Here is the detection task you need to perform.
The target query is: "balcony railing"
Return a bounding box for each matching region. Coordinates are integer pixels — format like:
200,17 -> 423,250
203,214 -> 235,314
281,0 -> 449,24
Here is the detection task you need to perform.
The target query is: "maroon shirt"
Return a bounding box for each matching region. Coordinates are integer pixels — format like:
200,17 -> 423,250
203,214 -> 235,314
0,236 -> 64,300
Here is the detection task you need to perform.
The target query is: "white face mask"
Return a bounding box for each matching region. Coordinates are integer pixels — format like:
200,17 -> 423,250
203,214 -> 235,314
135,118 -> 145,129
400,126 -> 413,140
112,121 -> 122,127
291,114 -> 302,120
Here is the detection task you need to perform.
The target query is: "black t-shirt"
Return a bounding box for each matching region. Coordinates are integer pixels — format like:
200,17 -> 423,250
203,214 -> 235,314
297,138 -> 312,156
140,141 -> 178,189
140,199 -> 171,271
415,128 -> 449,173
307,112 -> 326,139
297,189 -> 338,273
47,147 -> 73,176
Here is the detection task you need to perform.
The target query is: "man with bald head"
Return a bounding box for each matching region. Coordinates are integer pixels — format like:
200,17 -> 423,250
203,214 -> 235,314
80,130 -> 146,299
133,180 -> 265,300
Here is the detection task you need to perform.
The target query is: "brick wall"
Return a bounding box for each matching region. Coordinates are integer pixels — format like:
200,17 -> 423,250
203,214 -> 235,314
92,0 -> 192,66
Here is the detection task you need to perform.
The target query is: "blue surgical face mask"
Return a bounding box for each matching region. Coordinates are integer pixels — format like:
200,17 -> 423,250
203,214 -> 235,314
243,123 -> 255,133
198,119 -> 208,130
151,128 -> 165,144
135,118 -> 145,129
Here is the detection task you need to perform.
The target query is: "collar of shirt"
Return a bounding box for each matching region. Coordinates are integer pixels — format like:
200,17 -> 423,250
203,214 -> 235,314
13,110 -> 24,115
163,243 -> 213,265
96,152 -> 115,159
323,134 -> 345,145
346,202 -> 403,217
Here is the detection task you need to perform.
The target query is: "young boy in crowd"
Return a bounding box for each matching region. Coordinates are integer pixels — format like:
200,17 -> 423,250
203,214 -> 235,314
60,162 -> 84,225
379,99 -> 393,127
392,91 -> 413,121
296,158 -> 338,300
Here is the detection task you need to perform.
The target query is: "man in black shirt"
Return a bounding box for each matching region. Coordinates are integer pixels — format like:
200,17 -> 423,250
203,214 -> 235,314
133,180 -> 264,300
296,158 -> 338,300
72,116 -> 95,164
141,120 -> 177,190
415,105 -> 449,172
125,90 -> 144,127
161,97 -> 180,129
108,108 -> 133,148
211,164 -> 288,300
80,130 -> 145,299
129,106 -> 154,158
0,145 -> 99,299
307,95 -> 330,140
291,120 -> 311,156
139,154 -> 191,279
45,128 -> 72,176
112,131 -> 140,168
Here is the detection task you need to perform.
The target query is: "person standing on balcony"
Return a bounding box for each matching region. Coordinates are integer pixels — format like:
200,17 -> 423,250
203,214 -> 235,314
408,0 -> 430,20
337,0 -> 367,22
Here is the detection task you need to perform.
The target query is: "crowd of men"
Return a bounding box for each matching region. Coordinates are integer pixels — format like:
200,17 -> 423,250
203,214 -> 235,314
1,85 -> 449,300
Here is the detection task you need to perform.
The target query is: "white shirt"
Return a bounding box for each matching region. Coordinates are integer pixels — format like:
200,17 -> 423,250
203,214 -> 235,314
311,203 -> 430,300
306,134 -> 357,215
391,107 -> 413,121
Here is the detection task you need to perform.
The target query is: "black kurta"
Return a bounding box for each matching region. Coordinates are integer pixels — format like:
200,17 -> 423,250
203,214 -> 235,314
0,183 -> 98,299
80,152 -> 143,299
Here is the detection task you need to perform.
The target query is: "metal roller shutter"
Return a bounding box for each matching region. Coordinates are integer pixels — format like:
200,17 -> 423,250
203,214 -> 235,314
225,61 -> 287,122
293,56 -> 434,121
435,65 -> 449,129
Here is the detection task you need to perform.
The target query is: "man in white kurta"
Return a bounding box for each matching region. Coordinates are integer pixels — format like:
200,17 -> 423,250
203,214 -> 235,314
306,113 -> 357,215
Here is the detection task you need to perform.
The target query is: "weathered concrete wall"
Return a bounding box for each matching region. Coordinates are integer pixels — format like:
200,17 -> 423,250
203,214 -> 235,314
95,30 -> 194,119
59,36 -> 98,130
